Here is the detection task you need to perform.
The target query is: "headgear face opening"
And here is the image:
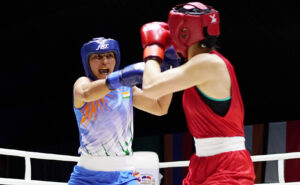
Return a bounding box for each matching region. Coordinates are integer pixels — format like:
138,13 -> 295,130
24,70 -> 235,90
80,37 -> 121,80
168,2 -> 220,59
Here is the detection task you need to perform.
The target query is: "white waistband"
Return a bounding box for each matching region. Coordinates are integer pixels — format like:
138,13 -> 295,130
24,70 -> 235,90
78,154 -> 135,171
194,136 -> 246,157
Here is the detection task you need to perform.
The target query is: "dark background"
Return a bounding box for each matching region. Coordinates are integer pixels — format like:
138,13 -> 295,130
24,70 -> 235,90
0,0 -> 299,162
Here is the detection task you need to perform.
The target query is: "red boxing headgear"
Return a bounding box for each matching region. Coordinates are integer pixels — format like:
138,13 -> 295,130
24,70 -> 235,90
168,2 -> 220,59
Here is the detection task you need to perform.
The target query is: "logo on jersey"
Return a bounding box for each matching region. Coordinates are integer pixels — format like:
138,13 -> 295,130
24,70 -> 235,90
123,91 -> 130,99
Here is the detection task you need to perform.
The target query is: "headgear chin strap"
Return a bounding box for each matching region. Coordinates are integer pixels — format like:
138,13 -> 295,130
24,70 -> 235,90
81,37 -> 121,80
168,2 -> 220,59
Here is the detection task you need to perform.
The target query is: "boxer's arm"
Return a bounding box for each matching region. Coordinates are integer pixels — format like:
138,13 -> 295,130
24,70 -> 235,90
132,86 -> 172,116
73,77 -> 110,108
74,62 -> 145,108
142,53 -> 223,98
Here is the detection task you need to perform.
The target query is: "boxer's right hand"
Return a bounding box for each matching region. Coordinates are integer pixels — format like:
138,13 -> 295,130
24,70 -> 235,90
140,22 -> 172,63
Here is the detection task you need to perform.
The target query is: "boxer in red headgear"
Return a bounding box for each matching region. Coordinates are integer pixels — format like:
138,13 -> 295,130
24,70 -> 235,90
141,2 -> 255,184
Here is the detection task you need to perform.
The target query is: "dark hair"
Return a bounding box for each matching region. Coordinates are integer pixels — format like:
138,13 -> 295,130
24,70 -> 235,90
199,27 -> 219,50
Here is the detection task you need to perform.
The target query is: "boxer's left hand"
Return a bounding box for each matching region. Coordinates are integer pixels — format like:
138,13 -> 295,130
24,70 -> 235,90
105,62 -> 145,90
161,46 -> 181,71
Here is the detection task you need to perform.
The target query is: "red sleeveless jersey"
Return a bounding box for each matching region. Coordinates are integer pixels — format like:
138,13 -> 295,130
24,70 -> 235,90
182,50 -> 245,138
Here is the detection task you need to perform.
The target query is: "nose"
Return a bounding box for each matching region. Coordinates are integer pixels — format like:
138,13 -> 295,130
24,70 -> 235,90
102,56 -> 109,64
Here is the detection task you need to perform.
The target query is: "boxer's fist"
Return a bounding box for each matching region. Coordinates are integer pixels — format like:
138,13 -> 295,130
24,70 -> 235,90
161,46 -> 181,71
141,22 -> 171,49
106,62 -> 145,90
140,22 -> 172,63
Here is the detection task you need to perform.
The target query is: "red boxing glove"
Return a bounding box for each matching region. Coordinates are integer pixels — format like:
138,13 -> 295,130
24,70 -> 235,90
140,22 -> 172,63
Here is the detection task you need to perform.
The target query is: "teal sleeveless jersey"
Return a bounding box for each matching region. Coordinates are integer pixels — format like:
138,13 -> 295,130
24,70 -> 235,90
73,86 -> 133,157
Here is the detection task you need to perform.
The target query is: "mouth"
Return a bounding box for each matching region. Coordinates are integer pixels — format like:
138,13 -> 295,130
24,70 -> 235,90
98,68 -> 109,74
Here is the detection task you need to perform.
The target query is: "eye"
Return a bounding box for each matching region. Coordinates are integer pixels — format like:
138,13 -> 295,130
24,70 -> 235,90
107,53 -> 114,59
96,54 -> 104,60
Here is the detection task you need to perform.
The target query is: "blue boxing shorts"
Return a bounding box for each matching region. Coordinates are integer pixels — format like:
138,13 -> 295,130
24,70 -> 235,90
68,165 -> 141,185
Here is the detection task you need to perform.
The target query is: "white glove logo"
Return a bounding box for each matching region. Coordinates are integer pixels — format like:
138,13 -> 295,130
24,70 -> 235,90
143,23 -> 161,31
134,62 -> 145,71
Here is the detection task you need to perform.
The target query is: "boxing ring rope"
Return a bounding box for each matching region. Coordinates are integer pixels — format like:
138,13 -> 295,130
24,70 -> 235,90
0,148 -> 300,185
0,148 -> 78,185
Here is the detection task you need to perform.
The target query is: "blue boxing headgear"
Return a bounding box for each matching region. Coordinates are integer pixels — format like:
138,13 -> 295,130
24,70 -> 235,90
80,37 -> 121,80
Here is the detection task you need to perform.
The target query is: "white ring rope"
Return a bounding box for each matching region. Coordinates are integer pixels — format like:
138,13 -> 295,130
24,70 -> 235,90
0,148 -> 300,185
0,148 -> 79,185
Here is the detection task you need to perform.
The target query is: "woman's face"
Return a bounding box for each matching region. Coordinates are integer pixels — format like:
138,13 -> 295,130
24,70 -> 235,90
89,52 -> 116,79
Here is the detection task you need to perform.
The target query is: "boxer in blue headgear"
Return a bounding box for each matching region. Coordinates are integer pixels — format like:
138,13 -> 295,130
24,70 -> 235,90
81,37 -> 121,80
68,37 -> 174,185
